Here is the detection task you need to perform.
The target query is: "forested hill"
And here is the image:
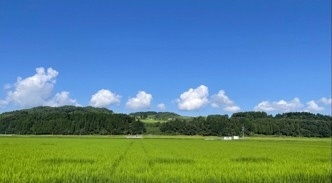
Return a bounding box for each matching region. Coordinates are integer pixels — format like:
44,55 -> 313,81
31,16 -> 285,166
158,112 -> 331,137
0,106 -> 331,137
0,106 -> 145,135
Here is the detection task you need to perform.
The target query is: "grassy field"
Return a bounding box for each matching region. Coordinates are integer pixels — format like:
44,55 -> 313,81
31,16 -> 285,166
140,115 -> 193,123
0,136 -> 330,182
140,118 -> 167,123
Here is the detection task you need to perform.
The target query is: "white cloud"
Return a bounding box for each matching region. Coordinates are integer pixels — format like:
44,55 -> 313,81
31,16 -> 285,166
319,97 -> 332,106
211,90 -> 233,107
255,97 -> 332,114
126,91 -> 152,110
157,103 -> 166,111
90,89 -> 121,108
254,98 -> 303,113
224,105 -> 241,113
305,100 -> 324,112
1,67 -> 79,108
254,101 -> 275,112
7,67 -> 58,107
47,91 -> 79,107
210,90 -> 240,112
177,85 -> 209,111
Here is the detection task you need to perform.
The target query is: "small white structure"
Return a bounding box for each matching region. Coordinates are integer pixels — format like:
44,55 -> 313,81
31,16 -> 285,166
223,136 -> 232,140
223,136 -> 240,140
126,135 -> 143,139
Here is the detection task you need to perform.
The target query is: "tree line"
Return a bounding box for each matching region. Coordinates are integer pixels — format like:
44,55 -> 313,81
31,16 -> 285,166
0,106 -> 330,137
159,112 -> 331,137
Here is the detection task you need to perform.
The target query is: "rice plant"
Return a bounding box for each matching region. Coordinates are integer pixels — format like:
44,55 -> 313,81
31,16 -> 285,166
0,136 -> 330,182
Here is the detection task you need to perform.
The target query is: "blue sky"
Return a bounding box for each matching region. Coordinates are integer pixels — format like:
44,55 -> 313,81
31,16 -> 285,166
0,0 -> 331,116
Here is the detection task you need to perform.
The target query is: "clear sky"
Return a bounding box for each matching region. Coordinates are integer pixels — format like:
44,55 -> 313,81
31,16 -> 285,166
0,0 -> 331,116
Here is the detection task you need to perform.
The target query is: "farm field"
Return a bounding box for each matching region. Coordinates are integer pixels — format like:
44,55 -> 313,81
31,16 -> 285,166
0,136 -> 330,182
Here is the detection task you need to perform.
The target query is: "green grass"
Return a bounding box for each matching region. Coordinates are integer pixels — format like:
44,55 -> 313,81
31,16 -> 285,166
140,118 -> 167,123
0,136 -> 330,182
140,115 -> 193,123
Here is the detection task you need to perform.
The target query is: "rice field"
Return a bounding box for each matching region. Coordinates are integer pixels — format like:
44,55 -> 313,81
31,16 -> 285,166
0,136 -> 330,182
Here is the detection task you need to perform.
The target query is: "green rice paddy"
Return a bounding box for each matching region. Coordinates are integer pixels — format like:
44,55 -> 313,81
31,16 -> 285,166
0,136 -> 330,182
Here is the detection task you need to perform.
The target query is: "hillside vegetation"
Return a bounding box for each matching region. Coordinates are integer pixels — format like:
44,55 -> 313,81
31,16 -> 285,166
159,112 -> 331,137
0,106 -> 331,137
0,106 -> 145,135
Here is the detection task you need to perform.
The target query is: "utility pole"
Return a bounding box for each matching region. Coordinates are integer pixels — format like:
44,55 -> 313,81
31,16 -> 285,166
242,126 -> 245,139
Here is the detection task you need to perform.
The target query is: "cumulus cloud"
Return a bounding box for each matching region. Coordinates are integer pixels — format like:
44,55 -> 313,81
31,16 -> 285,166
210,90 -> 240,112
46,91 -> 79,107
254,98 -> 303,113
305,100 -> 324,112
90,89 -> 121,108
157,103 -> 166,111
177,85 -> 209,111
126,91 -> 152,110
319,97 -> 332,106
224,105 -> 241,113
0,67 -> 79,108
254,101 -> 275,112
254,97 -> 332,113
7,67 -> 58,107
